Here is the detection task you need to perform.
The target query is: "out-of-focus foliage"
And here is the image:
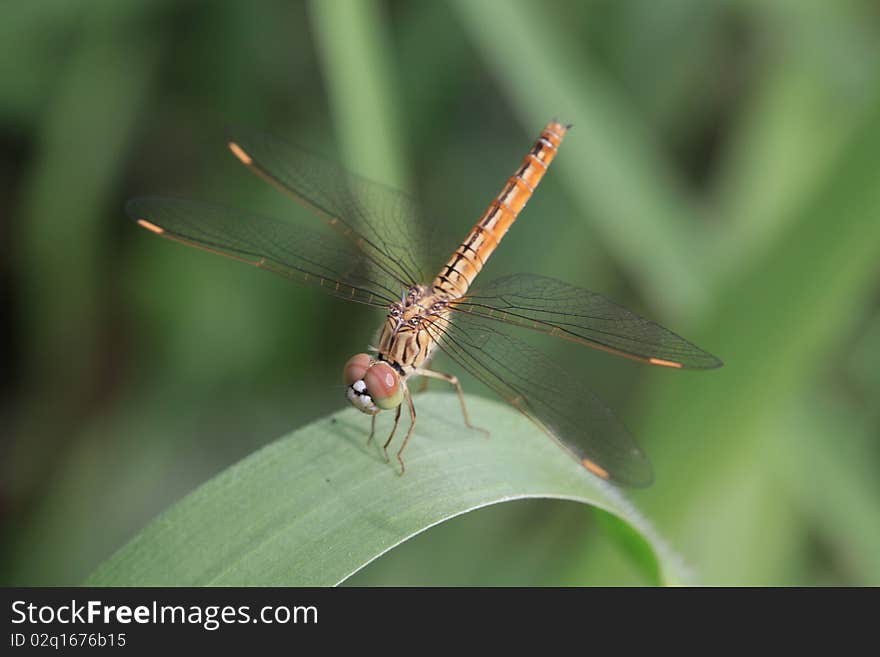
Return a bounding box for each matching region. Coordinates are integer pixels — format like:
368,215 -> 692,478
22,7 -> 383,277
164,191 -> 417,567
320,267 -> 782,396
1,0 -> 879,586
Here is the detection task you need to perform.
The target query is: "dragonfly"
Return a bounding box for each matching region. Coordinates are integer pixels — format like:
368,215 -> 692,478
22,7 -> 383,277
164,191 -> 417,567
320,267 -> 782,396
127,120 -> 721,487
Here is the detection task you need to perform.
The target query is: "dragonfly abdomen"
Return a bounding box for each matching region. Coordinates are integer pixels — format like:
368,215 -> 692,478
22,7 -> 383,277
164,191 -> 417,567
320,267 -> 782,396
432,120 -> 568,298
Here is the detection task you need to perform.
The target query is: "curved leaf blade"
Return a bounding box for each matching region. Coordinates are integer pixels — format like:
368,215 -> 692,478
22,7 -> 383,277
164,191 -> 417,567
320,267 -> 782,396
87,393 -> 685,586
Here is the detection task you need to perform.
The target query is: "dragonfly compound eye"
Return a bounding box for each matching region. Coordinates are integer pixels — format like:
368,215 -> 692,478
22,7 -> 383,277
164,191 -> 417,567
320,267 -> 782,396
343,353 -> 373,386
364,362 -> 403,410
344,353 -> 379,414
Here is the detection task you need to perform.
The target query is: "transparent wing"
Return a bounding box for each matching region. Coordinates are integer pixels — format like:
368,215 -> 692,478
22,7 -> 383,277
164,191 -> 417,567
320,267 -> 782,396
226,128 -> 447,288
126,197 -> 402,307
452,273 -> 721,369
424,310 -> 653,487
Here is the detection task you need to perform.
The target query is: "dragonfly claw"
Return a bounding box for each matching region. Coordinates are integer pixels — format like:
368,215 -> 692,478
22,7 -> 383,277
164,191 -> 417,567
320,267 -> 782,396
472,425 -> 491,439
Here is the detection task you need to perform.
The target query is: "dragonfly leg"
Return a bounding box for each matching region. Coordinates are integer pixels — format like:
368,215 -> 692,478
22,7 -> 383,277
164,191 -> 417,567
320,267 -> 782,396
395,386 -> 417,475
414,368 -> 490,438
366,412 -> 378,445
382,405 -> 402,463
414,376 -> 429,394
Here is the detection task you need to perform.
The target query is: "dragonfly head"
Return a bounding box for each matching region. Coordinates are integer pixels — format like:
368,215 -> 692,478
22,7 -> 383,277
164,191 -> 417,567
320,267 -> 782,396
343,353 -> 404,414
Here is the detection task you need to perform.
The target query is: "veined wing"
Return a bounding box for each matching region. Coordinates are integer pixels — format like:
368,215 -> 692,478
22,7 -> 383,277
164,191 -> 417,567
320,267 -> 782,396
226,128 -> 439,289
451,273 -> 721,369
425,310 -> 653,487
126,197 -> 401,307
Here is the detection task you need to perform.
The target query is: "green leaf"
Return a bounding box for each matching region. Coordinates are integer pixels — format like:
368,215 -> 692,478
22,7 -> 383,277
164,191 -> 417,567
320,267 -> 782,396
594,509 -> 663,586
86,392 -> 686,586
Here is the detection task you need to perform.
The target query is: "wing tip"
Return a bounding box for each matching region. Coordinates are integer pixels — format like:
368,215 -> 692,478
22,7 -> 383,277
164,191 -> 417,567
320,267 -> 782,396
124,198 -> 166,234
649,357 -> 684,369
689,353 -> 725,370
651,352 -> 724,370
135,218 -> 164,234
628,465 -> 655,488
228,141 -> 253,166
581,458 -> 610,480
582,457 -> 654,488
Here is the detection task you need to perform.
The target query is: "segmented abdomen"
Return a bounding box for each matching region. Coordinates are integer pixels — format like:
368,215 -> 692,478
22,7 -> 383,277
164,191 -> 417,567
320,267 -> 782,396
432,120 -> 568,297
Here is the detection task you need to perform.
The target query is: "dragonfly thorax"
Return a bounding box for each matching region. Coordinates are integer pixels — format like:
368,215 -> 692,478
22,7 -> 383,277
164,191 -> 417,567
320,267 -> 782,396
387,285 -> 447,321
376,286 -> 451,376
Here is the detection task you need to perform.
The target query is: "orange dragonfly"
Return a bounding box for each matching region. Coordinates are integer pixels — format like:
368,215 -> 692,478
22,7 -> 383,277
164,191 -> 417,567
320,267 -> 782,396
127,120 -> 721,487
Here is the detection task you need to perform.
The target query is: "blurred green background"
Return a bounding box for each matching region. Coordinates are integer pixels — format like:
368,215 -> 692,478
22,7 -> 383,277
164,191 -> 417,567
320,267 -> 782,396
2,0 -> 880,586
